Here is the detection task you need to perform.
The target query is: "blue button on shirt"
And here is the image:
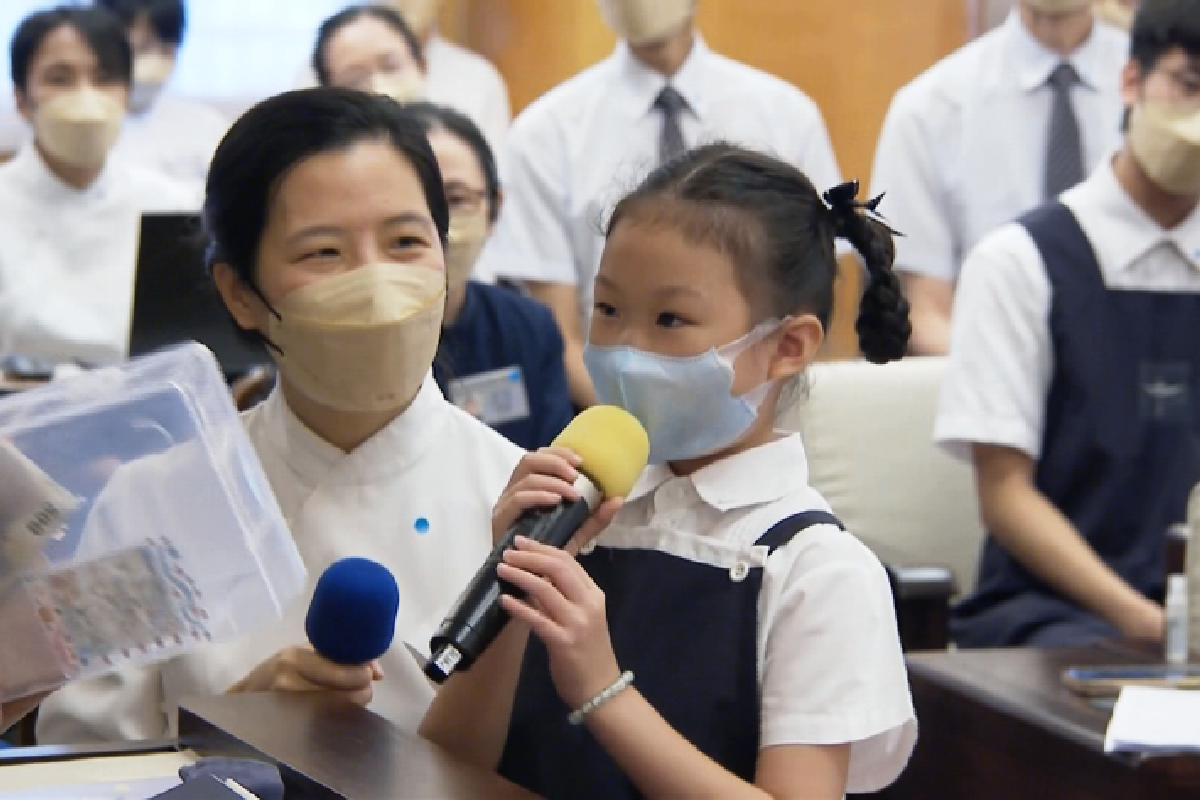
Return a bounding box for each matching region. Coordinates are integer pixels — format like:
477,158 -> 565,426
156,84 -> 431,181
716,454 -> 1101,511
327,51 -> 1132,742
435,282 -> 573,450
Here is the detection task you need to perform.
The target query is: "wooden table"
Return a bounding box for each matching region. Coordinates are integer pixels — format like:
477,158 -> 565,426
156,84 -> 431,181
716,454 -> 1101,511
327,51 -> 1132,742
179,692 -> 537,799
878,642 -> 1200,800
1,693 -> 535,799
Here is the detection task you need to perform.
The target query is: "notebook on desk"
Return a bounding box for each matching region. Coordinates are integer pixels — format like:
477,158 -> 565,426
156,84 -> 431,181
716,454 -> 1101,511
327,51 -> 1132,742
128,214 -> 266,377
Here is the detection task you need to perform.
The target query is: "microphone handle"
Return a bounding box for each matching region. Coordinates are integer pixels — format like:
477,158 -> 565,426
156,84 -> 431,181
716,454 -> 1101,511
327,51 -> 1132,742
425,474 -> 600,683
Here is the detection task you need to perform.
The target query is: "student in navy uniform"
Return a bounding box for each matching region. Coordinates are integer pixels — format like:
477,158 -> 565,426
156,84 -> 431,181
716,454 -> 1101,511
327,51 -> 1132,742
422,145 -> 916,799
937,0 -> 1200,648
407,102 -> 573,450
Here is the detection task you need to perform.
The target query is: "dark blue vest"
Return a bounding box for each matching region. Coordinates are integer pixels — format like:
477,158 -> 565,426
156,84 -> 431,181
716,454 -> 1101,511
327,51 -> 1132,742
498,510 -> 842,800
953,202 -> 1200,648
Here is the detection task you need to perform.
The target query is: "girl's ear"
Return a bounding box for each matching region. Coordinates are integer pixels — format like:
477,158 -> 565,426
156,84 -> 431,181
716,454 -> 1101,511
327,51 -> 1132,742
768,314 -> 824,380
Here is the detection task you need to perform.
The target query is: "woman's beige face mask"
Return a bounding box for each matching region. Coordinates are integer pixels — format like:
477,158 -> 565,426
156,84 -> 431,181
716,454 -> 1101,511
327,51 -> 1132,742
365,70 -> 427,103
1023,0 -> 1093,13
1128,101 -> 1200,196
34,88 -> 123,169
266,263 -> 446,413
445,211 -> 488,288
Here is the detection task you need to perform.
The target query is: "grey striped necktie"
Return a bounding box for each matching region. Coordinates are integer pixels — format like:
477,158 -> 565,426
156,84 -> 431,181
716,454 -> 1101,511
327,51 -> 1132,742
1044,63 -> 1084,199
654,85 -> 688,166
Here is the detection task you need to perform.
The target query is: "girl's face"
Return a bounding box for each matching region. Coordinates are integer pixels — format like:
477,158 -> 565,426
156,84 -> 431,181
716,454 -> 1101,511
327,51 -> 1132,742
592,220 -> 804,396
217,139 -> 445,335
427,127 -> 493,230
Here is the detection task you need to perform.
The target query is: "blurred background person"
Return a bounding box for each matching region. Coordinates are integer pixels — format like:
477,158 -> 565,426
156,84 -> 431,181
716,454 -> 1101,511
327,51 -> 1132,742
871,0 -> 1129,355
313,4 -> 427,104
99,0 -> 229,191
0,5 -> 194,368
480,0 -> 844,408
302,2 -> 508,161
407,101 -> 573,450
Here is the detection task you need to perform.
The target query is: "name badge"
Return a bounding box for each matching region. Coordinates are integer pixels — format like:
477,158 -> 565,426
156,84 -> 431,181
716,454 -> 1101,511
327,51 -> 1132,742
449,366 -> 530,426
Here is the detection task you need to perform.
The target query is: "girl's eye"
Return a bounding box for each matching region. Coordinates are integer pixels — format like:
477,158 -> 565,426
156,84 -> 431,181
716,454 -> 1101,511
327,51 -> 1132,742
594,301 -> 618,318
656,312 -> 686,328
392,235 -> 425,248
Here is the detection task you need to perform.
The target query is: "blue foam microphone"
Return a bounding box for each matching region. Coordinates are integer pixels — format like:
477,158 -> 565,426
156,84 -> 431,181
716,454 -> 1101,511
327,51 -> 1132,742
305,558 -> 399,665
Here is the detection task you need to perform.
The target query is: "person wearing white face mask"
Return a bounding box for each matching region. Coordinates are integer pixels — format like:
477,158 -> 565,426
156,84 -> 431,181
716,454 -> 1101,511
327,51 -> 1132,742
0,5 -> 194,368
871,0 -> 1130,356
299,3 -> 510,162
937,0 -> 1200,649
36,88 -> 525,745
98,0 -> 229,191
404,102 -> 573,451
479,0 -> 844,410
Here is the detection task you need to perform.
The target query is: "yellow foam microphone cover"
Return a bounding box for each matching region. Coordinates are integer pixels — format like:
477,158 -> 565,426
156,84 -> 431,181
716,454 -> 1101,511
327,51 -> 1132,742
552,405 -> 650,498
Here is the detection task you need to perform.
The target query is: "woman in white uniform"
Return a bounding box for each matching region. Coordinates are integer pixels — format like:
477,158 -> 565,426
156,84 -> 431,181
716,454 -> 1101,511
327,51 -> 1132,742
0,5 -> 194,367
36,87 -> 524,743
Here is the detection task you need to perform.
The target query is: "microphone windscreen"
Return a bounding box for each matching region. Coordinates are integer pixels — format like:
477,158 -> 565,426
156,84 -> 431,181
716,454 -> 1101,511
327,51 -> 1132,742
552,406 -> 649,498
305,557 -> 399,665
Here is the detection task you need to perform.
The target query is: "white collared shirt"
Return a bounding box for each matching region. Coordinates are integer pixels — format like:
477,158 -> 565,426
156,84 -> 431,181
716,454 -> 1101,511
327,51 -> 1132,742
476,37 -> 843,331
936,155 -> 1200,462
587,434 -> 916,795
0,145 -> 196,366
870,12 -> 1128,283
112,94 -> 230,192
36,376 -> 525,743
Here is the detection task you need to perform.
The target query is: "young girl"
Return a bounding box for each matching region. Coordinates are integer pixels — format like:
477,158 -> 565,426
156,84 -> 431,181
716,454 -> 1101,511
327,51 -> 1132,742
421,143 -> 917,798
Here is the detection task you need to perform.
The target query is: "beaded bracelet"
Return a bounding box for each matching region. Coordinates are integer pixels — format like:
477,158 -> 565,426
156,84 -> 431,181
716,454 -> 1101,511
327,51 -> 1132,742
568,670 -> 635,725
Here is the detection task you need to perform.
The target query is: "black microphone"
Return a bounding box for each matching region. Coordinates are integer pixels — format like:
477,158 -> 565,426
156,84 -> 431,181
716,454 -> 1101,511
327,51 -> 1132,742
425,406 -> 648,683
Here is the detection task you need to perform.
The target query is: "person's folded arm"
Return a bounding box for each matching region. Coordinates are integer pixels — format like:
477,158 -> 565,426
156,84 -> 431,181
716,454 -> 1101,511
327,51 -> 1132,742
900,272 -> 953,356
973,443 -> 1165,642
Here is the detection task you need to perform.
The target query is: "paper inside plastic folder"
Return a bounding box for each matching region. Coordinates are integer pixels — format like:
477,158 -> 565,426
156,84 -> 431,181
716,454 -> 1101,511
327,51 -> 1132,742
0,343 -> 304,702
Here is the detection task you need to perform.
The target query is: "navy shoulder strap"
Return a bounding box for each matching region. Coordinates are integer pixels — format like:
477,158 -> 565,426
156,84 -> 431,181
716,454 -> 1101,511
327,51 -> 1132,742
754,510 -> 843,554
1017,201 -> 1103,291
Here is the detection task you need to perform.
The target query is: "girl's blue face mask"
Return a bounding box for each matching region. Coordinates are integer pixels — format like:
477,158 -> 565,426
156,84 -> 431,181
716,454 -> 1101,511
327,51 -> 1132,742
583,321 -> 782,465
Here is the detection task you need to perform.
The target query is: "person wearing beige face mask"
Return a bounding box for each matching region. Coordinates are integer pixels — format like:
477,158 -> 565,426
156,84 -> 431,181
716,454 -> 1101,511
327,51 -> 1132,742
36,88 -> 525,746
936,0 -> 1200,650
98,0 -> 229,191
480,0 -> 843,409
0,6 -> 194,369
403,102 -> 573,451
871,0 -> 1130,356
313,5 -> 429,105
299,3 -> 510,162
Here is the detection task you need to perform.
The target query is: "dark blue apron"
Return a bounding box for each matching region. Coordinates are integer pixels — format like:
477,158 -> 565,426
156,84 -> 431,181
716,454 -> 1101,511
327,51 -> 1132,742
498,510 -> 842,800
953,201 -> 1200,648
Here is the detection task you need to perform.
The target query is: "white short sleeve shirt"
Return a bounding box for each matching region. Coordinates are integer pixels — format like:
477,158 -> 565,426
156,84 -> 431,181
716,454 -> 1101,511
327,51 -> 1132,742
935,156 -> 1200,462
870,13 -> 1128,283
0,145 -> 197,366
424,35 -> 511,161
589,434 -> 916,794
476,37 -> 843,331
37,376 -> 525,743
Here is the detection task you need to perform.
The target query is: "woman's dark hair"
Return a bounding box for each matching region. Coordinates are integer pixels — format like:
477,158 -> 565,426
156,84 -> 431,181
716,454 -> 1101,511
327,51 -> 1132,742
203,87 -> 449,297
606,143 -> 910,364
404,101 -> 501,223
1131,0 -> 1200,73
97,0 -> 186,46
11,6 -> 132,92
312,5 -> 425,87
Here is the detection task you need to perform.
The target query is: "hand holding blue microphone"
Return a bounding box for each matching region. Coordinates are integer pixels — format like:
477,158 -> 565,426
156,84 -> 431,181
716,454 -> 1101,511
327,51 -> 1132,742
228,558 -> 398,705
